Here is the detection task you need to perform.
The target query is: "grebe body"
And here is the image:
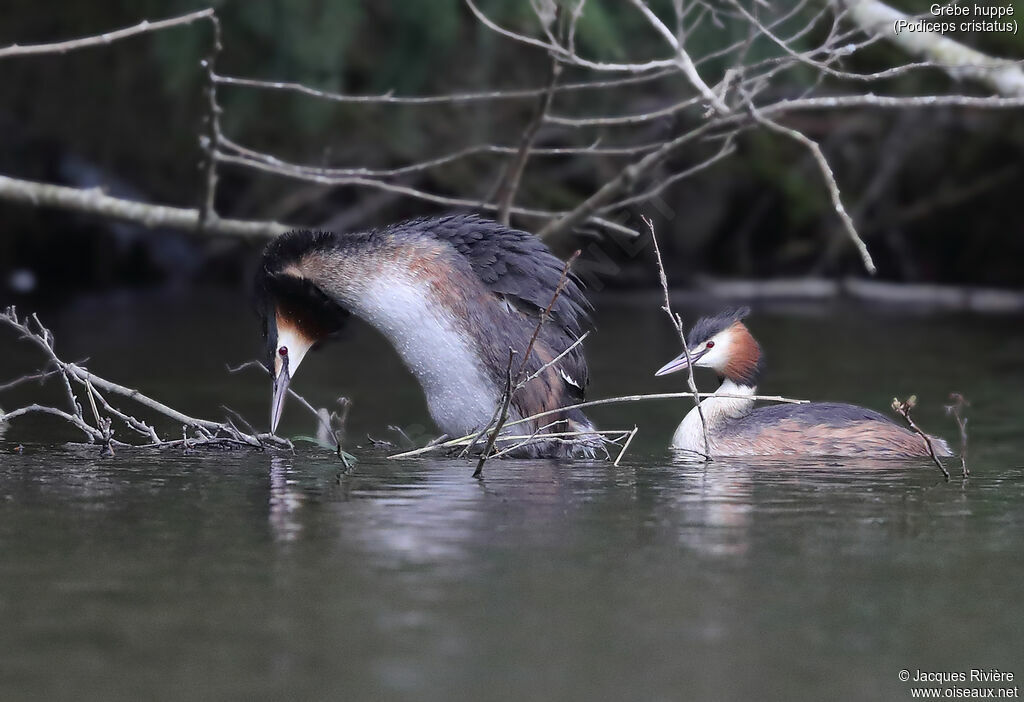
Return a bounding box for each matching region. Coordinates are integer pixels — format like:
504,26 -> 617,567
256,214 -> 598,458
657,310 -> 952,458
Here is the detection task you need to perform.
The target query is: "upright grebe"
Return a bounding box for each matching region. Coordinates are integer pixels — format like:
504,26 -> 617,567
655,309 -> 951,458
256,214 -> 598,457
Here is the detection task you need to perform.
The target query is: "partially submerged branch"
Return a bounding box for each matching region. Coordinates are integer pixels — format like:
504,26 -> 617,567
645,215 -> 712,459
0,307 -> 289,453
945,393 -> 970,479
226,360 -> 354,466
892,395 -> 950,481
473,250 -> 581,477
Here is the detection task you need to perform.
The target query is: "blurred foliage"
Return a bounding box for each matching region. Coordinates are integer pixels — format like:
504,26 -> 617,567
1,0 -> 1023,292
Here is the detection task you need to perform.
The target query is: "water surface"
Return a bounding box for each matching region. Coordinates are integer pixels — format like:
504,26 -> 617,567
1,292 -> 1022,700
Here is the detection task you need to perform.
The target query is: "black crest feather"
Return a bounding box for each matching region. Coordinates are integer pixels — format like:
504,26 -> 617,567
687,307 -> 751,347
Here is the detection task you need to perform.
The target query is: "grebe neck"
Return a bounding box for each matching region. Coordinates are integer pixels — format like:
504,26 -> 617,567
334,263 -> 502,436
671,379 -> 757,452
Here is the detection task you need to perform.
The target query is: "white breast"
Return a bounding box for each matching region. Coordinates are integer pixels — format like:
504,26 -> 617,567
353,275 -> 499,436
670,380 -> 757,454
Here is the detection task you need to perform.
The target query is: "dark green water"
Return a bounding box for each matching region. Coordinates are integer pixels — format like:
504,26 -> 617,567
1,292 -> 1022,701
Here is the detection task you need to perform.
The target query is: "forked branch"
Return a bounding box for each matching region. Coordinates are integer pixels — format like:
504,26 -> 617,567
0,307 -> 290,453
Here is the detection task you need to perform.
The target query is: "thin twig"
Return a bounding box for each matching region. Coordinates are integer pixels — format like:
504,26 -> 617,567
474,349 -> 517,477
749,106 -> 876,274
0,404 -> 104,442
0,369 -> 60,393
0,307 -> 288,452
892,395 -> 949,481
625,0 -> 729,114
613,426 -> 639,466
226,360 -> 353,459
212,68 -> 675,104
945,393 -> 970,479
0,9 -> 215,59
646,215 -> 711,459
495,32 -> 563,225
198,14 -> 223,232
474,251 -> 580,476
389,390 -> 806,459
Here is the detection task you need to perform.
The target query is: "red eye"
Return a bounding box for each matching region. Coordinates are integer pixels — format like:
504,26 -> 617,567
706,341 -> 715,348
279,346 -> 288,356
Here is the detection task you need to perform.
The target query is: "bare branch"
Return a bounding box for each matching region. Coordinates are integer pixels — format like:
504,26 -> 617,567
0,404 -> 104,442
0,173 -> 288,239
214,68 -> 674,103
465,0 -> 678,73
749,108 -> 877,274
625,0 -> 729,113
0,308 -> 291,452
214,151 -> 640,239
0,369 -> 61,393
843,0 -> 1024,97
495,44 -> 563,224
0,9 -> 215,59
198,14 -> 224,232
601,139 -> 736,211
536,120 -> 721,241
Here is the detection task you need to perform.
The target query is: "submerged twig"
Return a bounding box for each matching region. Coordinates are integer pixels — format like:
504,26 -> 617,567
613,425 -> 639,467
473,251 -> 581,477
892,395 -> 949,481
945,393 -> 970,479
227,359 -> 354,464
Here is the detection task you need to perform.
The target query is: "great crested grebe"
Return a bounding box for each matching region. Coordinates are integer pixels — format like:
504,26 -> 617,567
655,309 -> 952,458
255,214 -> 599,457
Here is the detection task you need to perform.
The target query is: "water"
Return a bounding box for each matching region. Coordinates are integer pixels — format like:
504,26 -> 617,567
1,291 -> 1022,701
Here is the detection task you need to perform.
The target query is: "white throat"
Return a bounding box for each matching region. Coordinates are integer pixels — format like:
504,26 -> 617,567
348,272 -> 499,436
670,379 -> 756,453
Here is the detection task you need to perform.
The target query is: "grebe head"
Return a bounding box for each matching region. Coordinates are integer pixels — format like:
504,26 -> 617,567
256,233 -> 350,433
655,307 -> 762,386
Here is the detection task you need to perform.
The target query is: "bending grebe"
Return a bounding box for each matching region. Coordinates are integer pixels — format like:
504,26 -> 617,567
256,214 -> 598,457
655,309 -> 952,458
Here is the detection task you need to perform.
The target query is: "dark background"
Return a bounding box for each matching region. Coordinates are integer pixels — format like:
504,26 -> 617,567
2,0 -> 1023,304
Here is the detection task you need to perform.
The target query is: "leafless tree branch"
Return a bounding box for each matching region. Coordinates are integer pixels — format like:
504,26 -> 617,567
843,0 -> 1024,97
0,174 -> 288,239
494,37 -> 563,225
0,9 -> 215,59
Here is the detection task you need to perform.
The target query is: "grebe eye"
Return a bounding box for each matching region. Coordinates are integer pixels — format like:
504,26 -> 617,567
279,346 -> 288,356
705,341 -> 715,349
